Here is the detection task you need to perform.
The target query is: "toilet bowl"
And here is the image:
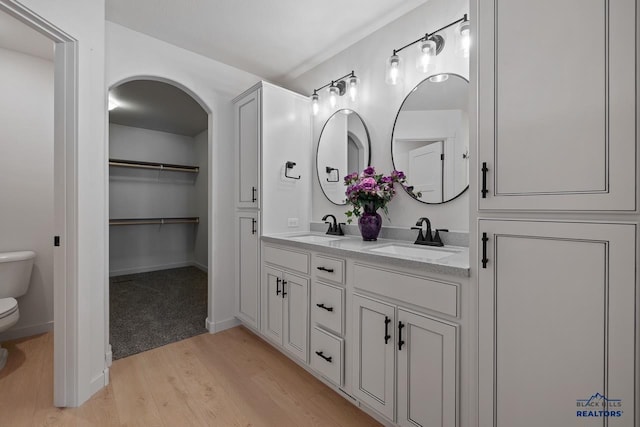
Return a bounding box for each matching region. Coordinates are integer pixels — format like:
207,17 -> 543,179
0,250 -> 35,370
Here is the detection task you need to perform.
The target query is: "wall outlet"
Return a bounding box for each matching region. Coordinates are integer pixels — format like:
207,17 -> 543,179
287,218 -> 299,228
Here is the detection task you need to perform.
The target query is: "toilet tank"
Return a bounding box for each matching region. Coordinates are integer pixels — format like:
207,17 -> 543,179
0,251 -> 36,299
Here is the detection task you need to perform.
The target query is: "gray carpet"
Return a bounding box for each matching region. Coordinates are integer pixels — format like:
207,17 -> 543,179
109,266 -> 208,360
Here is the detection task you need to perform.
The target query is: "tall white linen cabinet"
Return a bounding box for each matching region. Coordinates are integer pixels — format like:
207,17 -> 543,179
474,1 -> 638,426
233,82 -> 312,331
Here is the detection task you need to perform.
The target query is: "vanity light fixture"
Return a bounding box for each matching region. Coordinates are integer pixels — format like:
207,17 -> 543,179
311,91 -> 319,116
328,83 -> 340,108
456,19 -> 471,58
385,14 -> 469,85
309,71 -> 360,115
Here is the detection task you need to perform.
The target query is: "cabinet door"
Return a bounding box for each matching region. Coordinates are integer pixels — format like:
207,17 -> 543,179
477,0 -> 636,211
234,89 -> 260,209
352,294 -> 395,421
397,309 -> 458,427
282,272 -> 309,363
235,212 -> 259,329
262,266 -> 283,345
478,220 -> 636,427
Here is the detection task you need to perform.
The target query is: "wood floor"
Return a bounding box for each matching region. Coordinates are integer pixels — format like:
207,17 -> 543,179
0,326 -> 381,426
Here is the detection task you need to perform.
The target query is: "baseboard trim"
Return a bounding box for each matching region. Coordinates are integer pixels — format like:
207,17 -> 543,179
210,317 -> 240,333
109,261 -> 194,277
191,261 -> 208,273
0,320 -> 53,341
105,344 -> 112,367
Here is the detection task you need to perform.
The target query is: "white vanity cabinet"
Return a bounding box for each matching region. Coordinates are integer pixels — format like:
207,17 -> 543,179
234,88 -> 260,209
233,82 -> 311,333
310,254 -> 347,387
352,263 -> 461,426
234,211 -> 260,330
478,220 -> 636,427
261,245 -> 310,363
477,0 -> 636,211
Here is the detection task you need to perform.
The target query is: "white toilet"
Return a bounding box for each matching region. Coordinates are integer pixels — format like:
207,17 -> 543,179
0,250 -> 35,370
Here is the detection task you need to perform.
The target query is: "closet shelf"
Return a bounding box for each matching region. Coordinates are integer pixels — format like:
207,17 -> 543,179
109,158 -> 199,173
109,217 -> 200,226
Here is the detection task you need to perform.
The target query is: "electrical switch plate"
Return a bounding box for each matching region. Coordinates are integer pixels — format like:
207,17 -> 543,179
288,218 -> 299,227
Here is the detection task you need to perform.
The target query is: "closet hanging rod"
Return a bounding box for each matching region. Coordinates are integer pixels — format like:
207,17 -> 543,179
109,217 -> 200,226
109,158 -> 199,173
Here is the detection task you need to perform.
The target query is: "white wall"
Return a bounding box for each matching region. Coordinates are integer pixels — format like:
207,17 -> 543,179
284,0 -> 470,231
193,129 -> 208,270
109,123 -> 206,276
0,47 -> 54,340
106,21 -> 262,336
2,0 -> 106,405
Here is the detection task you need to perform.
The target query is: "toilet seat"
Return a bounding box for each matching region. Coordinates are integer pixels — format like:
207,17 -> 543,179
0,298 -> 18,320
0,298 -> 19,332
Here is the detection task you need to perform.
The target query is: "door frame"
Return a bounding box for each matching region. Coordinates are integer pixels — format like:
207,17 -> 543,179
0,0 -> 79,407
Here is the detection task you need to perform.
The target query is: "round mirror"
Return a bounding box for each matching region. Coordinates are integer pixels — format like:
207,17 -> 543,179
391,73 -> 469,204
316,109 -> 371,205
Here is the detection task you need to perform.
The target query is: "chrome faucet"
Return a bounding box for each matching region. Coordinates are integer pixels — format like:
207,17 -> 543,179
411,217 -> 445,246
322,214 -> 344,236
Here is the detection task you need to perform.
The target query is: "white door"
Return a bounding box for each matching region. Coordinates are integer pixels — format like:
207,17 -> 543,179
477,0 -> 636,210
408,141 -> 443,203
235,212 -> 259,329
234,89 -> 260,209
478,220 -> 636,427
262,266 -> 283,345
397,309 -> 458,427
282,272 -> 309,363
352,294 -> 396,421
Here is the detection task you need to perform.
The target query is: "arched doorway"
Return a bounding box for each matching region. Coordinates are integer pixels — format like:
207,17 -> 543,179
107,79 -> 211,360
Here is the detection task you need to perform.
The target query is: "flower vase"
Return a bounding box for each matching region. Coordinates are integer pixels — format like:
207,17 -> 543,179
358,202 -> 382,241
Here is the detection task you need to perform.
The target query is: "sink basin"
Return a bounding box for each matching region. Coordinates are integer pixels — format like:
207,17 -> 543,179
369,244 -> 460,261
288,234 -> 342,244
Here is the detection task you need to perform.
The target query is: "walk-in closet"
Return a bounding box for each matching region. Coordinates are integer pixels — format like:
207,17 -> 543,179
108,79 -> 209,359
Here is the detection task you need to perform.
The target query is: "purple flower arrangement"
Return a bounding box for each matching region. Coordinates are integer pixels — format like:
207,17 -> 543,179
344,166 -> 418,223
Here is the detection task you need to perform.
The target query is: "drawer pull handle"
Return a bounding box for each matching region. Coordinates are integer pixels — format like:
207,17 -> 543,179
276,277 -> 281,295
384,316 -> 391,344
251,186 -> 257,203
282,280 -> 287,298
315,351 -> 332,363
317,266 -> 334,273
316,303 -> 334,312
398,321 -> 405,351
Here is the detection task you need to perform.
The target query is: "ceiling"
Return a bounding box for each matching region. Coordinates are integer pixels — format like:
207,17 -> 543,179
109,80 -> 208,136
0,10 -> 53,60
106,0 -> 429,82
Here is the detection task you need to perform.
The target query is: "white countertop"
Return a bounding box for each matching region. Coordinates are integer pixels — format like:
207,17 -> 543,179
261,232 -> 470,277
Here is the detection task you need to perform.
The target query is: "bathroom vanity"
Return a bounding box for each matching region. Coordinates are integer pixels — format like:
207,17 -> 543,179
254,231 -> 470,427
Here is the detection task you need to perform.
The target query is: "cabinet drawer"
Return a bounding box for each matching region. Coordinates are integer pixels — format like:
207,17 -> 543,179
311,327 -> 343,386
312,281 -> 344,335
313,255 -> 345,284
353,263 -> 459,318
263,245 -> 309,274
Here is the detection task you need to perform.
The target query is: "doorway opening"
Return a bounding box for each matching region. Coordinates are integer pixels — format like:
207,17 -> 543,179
108,79 -> 210,360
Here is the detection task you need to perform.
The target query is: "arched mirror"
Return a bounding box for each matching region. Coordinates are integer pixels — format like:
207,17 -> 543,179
316,109 -> 371,205
391,73 -> 469,204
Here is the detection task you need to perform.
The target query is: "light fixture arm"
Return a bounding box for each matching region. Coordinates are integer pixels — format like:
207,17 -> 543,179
312,70 -> 356,94
391,14 -> 468,55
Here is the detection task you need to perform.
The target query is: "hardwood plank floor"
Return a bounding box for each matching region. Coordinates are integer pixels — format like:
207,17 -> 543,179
0,326 -> 381,426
